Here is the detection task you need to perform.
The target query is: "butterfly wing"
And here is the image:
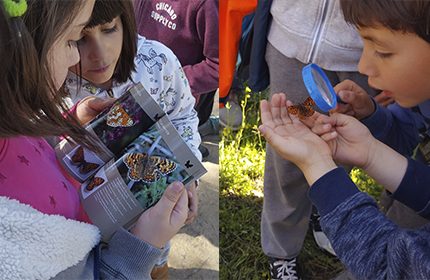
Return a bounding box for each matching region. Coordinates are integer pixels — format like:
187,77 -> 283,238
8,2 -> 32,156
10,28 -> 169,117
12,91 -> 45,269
303,97 -> 316,107
288,97 -> 315,119
298,105 -> 314,118
140,156 -> 176,183
124,153 -> 146,181
71,146 -> 84,165
86,177 -> 105,191
106,104 -> 134,128
79,162 -> 100,174
287,105 -> 300,116
150,156 -> 177,176
142,163 -> 161,183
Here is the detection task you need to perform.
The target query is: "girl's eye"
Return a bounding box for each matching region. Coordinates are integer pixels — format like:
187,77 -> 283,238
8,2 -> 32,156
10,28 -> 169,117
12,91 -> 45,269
374,51 -> 393,59
103,25 -> 117,34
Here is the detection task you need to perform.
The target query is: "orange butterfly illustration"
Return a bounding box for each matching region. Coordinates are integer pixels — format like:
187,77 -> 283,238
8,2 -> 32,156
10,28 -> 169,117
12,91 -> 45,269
106,104 -> 134,127
123,153 -> 177,183
86,176 -> 105,191
287,97 -> 316,119
71,146 -> 100,174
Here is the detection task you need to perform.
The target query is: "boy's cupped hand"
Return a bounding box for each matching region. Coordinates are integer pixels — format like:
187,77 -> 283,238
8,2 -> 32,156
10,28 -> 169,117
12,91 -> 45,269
259,93 -> 333,171
311,113 -> 377,169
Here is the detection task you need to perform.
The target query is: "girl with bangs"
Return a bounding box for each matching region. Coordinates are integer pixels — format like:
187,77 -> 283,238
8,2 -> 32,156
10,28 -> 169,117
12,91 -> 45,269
64,1 -> 202,278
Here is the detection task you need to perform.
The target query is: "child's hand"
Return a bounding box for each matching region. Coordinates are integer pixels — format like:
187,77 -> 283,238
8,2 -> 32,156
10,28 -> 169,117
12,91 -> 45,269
75,96 -> 116,125
185,181 -> 198,224
374,91 -> 395,107
332,80 -> 375,119
311,113 -> 377,168
259,94 -> 337,185
131,182 -> 189,249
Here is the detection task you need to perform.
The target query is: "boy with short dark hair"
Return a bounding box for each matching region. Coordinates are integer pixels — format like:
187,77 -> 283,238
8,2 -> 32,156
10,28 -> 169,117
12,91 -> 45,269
259,0 -> 430,278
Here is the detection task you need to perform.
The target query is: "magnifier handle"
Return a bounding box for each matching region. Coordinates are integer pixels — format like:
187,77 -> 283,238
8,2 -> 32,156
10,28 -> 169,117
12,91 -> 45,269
336,94 -> 347,105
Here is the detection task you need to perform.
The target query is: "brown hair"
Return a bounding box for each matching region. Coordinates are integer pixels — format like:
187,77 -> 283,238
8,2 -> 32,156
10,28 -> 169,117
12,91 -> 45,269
83,0 -> 137,84
340,0 -> 430,43
0,0 -> 96,148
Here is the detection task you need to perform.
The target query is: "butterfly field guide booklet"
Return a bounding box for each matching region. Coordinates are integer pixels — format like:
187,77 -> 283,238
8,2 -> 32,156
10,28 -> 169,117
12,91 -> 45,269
56,82 -> 207,241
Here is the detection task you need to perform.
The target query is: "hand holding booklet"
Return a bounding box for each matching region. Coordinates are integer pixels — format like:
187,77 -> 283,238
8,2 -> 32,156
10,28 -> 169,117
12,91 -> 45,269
56,82 -> 207,241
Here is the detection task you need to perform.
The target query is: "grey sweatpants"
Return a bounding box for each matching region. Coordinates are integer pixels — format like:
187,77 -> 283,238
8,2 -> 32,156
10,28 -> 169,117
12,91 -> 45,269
261,43 -> 379,259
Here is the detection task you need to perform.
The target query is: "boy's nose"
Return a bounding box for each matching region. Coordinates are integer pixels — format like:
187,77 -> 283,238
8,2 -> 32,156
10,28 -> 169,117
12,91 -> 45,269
357,50 -> 377,77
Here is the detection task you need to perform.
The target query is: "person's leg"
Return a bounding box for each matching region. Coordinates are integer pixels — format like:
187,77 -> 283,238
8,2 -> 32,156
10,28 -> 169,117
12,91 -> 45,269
261,43 -> 314,261
194,90 -> 217,158
219,88 -> 243,131
381,139 -> 430,228
386,199 -> 429,228
195,90 -> 216,126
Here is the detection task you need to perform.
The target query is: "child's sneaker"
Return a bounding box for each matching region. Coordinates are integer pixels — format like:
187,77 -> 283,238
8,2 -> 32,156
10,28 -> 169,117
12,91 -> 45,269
198,115 -> 220,137
269,257 -> 301,280
198,144 -> 210,159
150,263 -> 168,279
219,100 -> 242,131
310,206 -> 336,256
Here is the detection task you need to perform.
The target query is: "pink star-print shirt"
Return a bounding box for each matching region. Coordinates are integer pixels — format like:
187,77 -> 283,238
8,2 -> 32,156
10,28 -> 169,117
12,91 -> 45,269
0,136 -> 89,222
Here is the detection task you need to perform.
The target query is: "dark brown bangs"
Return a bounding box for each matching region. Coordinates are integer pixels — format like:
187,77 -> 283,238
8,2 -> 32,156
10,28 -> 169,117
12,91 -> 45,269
84,0 -> 137,84
86,0 -> 122,29
340,0 -> 430,42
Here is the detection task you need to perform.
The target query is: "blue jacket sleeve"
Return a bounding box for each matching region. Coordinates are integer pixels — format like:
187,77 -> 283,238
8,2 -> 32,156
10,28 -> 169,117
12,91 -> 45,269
361,102 -> 424,156
391,158 -> 430,218
309,168 -> 430,280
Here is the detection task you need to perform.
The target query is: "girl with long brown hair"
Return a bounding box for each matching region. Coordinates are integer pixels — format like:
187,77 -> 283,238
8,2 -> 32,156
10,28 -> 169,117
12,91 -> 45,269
0,1 -> 189,278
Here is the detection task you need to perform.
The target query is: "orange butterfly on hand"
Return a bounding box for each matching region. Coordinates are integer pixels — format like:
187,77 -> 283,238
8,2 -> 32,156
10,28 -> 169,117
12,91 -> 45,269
287,97 -> 316,119
71,146 -> 100,174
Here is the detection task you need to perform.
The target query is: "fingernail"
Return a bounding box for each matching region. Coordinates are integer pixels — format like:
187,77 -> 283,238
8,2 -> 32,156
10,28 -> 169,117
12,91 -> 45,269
338,90 -> 345,96
259,125 -> 265,134
170,182 -> 183,193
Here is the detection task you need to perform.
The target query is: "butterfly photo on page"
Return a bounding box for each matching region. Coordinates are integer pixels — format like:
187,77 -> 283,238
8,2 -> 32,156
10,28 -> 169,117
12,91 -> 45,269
106,104 -> 135,128
85,176 -> 105,192
287,97 -> 316,119
121,151 -> 182,209
81,170 -> 108,199
123,152 -> 177,183
71,146 -> 100,174
64,146 -> 105,181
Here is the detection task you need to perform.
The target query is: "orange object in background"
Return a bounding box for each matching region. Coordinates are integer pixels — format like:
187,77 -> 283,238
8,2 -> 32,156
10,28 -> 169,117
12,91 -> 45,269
219,0 -> 257,108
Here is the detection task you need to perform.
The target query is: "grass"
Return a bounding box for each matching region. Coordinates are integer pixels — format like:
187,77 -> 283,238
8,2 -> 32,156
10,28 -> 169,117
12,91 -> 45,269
220,89 -> 383,279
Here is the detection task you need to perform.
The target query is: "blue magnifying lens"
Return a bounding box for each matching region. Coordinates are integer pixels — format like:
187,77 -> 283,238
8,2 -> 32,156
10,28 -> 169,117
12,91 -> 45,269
302,64 -> 343,112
